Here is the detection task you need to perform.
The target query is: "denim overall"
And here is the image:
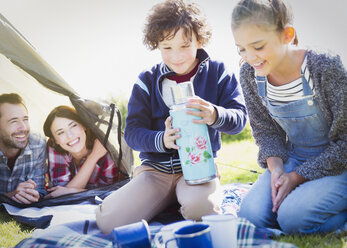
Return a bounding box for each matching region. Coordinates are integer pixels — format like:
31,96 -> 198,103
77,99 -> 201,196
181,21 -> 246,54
238,74 -> 347,234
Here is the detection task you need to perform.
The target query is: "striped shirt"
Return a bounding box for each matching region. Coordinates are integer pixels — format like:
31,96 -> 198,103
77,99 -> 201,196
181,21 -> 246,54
266,56 -> 313,105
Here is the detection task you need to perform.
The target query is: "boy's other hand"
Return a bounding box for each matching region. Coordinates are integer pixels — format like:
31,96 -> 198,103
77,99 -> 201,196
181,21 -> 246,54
186,97 -> 217,125
163,116 -> 180,150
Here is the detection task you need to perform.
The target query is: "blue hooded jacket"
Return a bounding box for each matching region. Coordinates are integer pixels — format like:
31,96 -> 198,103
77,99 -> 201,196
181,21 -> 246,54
124,49 -> 247,169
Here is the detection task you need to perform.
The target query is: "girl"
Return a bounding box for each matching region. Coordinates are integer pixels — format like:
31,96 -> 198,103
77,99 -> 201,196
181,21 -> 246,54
43,105 -> 120,198
231,0 -> 346,234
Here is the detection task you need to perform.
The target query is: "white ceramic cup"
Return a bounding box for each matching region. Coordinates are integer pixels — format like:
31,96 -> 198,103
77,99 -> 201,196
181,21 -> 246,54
202,214 -> 238,248
154,220 -> 194,248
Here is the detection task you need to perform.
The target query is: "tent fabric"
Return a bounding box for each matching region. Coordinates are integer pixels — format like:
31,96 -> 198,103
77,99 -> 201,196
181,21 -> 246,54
0,13 -> 133,177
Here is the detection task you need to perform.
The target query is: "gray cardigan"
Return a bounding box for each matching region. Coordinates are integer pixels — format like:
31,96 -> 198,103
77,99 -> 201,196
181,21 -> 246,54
239,49 -> 347,180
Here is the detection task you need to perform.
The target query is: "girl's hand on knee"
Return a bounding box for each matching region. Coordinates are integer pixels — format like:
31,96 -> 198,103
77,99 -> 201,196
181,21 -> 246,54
272,174 -> 289,212
163,116 -> 180,150
272,172 -> 306,212
270,167 -> 285,210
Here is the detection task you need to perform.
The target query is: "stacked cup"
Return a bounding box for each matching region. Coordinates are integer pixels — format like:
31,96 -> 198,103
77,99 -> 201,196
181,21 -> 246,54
202,214 -> 238,248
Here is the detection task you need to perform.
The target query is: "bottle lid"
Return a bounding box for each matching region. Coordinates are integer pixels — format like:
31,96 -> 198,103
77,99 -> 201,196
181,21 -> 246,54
170,81 -> 195,105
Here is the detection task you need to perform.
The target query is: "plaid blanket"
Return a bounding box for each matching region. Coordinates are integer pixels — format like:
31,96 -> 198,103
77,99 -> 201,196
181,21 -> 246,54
9,183 -> 296,247
15,218 -> 297,248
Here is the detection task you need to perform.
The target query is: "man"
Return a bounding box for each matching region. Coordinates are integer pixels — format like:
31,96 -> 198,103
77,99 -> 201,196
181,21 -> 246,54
0,93 -> 47,204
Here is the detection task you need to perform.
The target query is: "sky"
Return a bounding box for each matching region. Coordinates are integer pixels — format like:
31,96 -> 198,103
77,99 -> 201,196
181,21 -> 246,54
1,0 -> 347,100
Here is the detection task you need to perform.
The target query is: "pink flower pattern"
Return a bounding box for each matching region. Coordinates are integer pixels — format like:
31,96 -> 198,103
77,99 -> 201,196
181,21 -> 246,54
188,152 -> 201,165
185,136 -> 211,166
195,136 -> 207,150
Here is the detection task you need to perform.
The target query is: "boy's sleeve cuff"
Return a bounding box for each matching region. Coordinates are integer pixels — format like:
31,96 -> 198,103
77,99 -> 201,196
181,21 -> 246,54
209,105 -> 224,128
155,131 -> 169,153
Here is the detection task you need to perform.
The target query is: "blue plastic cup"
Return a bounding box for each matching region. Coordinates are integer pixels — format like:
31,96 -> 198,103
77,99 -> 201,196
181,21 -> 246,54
112,219 -> 151,248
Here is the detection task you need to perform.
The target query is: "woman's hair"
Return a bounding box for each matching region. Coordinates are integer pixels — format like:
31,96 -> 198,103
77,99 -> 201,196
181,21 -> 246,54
143,0 -> 212,50
231,0 -> 298,45
43,105 -> 94,154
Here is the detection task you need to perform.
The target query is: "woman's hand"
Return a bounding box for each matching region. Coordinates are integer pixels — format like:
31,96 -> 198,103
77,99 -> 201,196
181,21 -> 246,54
185,97 -> 217,126
91,139 -> 108,160
66,139 -> 107,189
44,185 -> 85,199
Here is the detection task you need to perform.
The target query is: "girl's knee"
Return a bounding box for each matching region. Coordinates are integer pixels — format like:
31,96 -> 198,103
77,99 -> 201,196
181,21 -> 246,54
238,203 -> 270,228
277,203 -> 318,234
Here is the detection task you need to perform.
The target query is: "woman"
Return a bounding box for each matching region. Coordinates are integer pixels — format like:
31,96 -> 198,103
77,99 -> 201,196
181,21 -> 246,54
43,105 -> 120,198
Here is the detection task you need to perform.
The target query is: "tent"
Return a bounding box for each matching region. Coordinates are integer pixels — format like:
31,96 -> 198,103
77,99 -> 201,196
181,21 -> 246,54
0,13 -> 133,178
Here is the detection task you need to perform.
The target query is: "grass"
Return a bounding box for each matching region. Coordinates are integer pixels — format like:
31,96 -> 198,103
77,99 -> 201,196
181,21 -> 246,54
215,139 -> 264,185
1,132 -> 346,247
275,231 -> 347,248
0,208 -> 33,247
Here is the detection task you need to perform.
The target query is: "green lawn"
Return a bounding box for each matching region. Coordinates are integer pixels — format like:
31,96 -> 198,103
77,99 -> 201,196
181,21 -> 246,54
0,209 -> 33,247
0,138 -> 346,247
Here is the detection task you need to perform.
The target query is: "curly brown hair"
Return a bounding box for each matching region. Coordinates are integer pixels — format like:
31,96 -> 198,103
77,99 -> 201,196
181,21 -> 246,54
143,0 -> 212,50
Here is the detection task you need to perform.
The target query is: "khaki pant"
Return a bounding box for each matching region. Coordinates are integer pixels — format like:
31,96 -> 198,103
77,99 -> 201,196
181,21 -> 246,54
95,165 -> 222,234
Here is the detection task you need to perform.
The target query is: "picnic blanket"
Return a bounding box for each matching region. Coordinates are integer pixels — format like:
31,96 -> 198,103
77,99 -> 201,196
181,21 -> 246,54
14,218 -> 297,248
1,183 -> 296,247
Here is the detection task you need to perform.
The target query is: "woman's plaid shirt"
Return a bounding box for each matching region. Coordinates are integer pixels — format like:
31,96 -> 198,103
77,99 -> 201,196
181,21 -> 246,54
47,145 -> 119,189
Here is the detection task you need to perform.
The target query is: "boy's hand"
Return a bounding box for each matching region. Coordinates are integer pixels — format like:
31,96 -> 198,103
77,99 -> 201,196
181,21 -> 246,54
185,97 -> 217,125
163,116 -> 180,150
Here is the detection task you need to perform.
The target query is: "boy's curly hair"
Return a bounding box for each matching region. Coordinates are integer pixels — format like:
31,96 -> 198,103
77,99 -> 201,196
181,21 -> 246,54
143,0 -> 212,50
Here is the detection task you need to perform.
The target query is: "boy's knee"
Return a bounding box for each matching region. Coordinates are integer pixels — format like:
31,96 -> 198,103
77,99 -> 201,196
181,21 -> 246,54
95,200 -> 132,234
180,197 -> 221,220
95,204 -> 115,234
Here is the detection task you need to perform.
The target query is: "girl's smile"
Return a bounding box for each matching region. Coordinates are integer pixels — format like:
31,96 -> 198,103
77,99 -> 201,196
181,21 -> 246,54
232,23 -> 287,77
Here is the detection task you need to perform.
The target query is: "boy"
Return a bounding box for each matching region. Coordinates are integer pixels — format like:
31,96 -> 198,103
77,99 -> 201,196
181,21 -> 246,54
96,0 -> 247,233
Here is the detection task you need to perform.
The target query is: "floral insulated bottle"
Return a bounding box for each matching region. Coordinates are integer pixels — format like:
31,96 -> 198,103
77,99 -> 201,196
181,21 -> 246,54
169,82 -> 216,184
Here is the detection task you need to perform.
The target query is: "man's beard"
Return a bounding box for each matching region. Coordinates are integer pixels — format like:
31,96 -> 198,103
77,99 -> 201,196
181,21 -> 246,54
0,131 -> 29,150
